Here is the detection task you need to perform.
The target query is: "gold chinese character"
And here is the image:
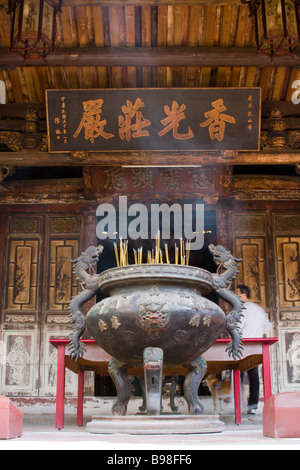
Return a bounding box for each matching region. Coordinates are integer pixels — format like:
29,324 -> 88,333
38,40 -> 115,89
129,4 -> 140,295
132,168 -> 154,189
73,99 -> 114,143
160,169 -> 180,190
158,101 -> 194,140
54,118 -> 61,124
189,168 -> 211,190
118,98 -> 151,142
200,99 -> 236,142
104,168 -> 127,191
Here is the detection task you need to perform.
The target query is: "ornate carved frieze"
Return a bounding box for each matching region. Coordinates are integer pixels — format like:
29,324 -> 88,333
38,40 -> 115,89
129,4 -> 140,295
4,314 -> 36,323
233,176 -> 300,201
47,314 -> 71,324
84,165 -> 232,202
232,213 -> 265,234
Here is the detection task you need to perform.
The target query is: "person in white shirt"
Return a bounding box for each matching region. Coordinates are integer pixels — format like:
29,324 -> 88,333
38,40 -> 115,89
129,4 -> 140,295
235,284 -> 272,414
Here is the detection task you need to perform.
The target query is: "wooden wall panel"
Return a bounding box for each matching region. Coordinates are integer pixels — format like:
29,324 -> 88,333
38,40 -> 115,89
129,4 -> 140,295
232,211 -> 300,392
231,212 -> 268,309
273,214 -> 300,322
48,239 -> 79,310
0,331 -> 37,394
1,211 -> 83,397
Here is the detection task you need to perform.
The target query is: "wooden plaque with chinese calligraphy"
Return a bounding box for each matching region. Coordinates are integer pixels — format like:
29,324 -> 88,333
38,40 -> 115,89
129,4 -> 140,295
46,88 -> 261,153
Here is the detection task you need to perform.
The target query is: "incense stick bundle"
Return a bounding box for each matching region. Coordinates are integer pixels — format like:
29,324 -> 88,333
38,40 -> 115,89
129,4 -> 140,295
116,238 -> 129,267
115,237 -> 191,268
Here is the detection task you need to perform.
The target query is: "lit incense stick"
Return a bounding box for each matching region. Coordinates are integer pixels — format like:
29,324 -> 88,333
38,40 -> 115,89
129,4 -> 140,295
138,247 -> 143,264
165,243 -> 169,264
186,240 -> 191,266
114,242 -> 120,267
175,244 -> 179,264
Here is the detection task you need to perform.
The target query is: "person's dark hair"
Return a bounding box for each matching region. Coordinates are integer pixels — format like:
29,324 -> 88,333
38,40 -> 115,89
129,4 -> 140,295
237,284 -> 251,299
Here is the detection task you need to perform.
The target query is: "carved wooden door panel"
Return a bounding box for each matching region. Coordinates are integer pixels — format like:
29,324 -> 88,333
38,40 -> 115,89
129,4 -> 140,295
272,213 -> 300,391
0,213 -> 81,397
231,212 -> 268,309
231,210 -> 300,393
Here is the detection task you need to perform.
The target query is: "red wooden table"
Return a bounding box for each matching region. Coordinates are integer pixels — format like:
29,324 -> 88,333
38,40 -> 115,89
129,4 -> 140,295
50,337 -> 278,429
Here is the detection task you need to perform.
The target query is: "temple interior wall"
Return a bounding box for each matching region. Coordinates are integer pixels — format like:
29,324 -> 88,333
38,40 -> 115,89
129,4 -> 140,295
0,166 -> 299,402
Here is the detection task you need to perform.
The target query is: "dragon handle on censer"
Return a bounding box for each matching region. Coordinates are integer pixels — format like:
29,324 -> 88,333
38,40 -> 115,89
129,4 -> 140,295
68,242 -> 244,416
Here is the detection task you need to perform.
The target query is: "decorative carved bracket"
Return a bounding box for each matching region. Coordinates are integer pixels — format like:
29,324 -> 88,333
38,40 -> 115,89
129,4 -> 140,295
261,107 -> 300,150
0,108 -> 48,152
0,165 -> 15,192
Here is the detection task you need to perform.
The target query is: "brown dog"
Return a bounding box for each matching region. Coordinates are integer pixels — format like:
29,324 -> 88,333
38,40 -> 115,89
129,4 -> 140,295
205,374 -> 232,415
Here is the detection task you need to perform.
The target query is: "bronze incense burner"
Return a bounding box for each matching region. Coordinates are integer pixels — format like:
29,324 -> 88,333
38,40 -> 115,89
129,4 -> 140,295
68,244 -> 244,416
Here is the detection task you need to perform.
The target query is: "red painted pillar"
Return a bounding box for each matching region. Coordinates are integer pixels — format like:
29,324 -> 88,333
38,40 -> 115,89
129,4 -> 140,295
262,342 -> 272,402
77,371 -> 84,427
233,369 -> 242,425
55,344 -> 66,430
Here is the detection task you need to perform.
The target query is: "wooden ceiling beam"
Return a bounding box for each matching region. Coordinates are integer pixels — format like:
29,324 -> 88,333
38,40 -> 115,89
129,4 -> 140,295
0,1 -> 244,7
0,150 -> 299,167
1,101 -> 298,119
0,46 -> 299,68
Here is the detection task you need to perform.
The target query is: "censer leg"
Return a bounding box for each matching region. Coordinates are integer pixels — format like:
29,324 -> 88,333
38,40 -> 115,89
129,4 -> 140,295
169,376 -> 179,412
183,356 -> 207,415
108,357 -> 132,416
143,347 -> 164,415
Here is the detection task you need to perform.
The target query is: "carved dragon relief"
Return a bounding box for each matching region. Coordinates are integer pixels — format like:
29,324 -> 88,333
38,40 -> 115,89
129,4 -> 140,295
208,244 -> 244,360
68,245 -> 103,361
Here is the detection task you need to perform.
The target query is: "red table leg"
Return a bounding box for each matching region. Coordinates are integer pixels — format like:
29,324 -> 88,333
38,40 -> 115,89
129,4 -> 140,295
55,344 -> 66,430
233,369 -> 242,425
262,342 -> 272,402
77,371 -> 84,427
